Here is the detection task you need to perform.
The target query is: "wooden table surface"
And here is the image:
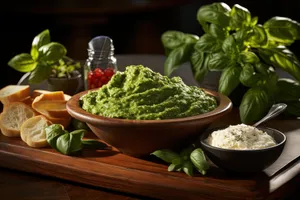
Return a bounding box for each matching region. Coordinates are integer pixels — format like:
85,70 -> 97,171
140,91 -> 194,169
0,161 -> 299,200
2,54 -> 299,199
0,167 -> 149,200
1,113 -> 299,200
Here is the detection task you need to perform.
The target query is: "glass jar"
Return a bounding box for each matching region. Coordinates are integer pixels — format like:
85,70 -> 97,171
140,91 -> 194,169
83,36 -> 117,90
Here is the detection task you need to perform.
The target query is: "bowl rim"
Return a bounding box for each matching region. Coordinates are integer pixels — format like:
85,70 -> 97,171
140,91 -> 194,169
66,88 -> 233,126
200,126 -> 287,152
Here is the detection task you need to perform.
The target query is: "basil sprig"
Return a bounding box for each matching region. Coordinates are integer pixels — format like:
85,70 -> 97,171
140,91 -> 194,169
151,145 -> 210,176
45,124 -> 110,155
162,2 -> 300,123
8,29 -> 68,84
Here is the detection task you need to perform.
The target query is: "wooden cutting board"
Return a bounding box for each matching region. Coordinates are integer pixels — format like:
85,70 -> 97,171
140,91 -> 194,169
0,114 -> 299,200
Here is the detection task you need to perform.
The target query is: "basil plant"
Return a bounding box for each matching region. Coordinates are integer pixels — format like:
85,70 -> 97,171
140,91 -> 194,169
8,29 -> 79,84
162,2 -> 300,123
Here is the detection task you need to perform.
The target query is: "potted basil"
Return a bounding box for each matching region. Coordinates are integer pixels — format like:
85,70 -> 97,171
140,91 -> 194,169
161,2 -> 300,123
8,29 -> 82,95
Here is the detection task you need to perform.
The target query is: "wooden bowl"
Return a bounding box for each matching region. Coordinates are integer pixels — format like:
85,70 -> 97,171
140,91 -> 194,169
66,89 -> 232,157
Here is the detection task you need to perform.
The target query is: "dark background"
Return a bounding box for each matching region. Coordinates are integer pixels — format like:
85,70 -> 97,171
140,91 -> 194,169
1,0 -> 300,88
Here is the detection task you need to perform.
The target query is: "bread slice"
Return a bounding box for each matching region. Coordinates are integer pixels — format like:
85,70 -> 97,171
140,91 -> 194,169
31,91 -> 71,128
33,91 -> 66,102
0,85 -> 30,105
20,115 -> 52,148
32,90 -> 71,101
20,96 -> 34,106
0,102 -> 36,137
32,100 -> 70,118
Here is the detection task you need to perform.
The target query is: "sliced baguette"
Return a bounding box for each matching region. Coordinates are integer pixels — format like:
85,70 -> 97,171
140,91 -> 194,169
32,91 -> 70,119
32,100 -> 70,118
33,91 -> 66,102
20,115 -> 52,148
20,96 -> 34,106
32,90 -> 71,101
0,85 -> 30,105
0,102 -> 36,137
31,91 -> 71,128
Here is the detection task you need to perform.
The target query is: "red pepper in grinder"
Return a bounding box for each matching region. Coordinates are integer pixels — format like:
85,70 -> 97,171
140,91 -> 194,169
83,36 -> 117,90
87,67 -> 115,89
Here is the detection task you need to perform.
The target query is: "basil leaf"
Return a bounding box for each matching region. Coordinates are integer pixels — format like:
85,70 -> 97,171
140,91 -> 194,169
68,130 -> 85,153
39,42 -> 67,63
204,2 -> 231,13
286,100 -> 300,116
234,29 -> 251,41
239,63 -> 261,87
218,66 -> 242,96
32,29 -> 51,51
197,2 -> 231,32
230,4 -> 252,29
222,35 -> 238,55
254,62 -> 269,76
184,34 -> 199,44
248,25 -> 268,47
258,47 -> 300,82
164,44 -> 193,76
240,63 -> 278,96
264,69 -> 278,93
251,16 -> 258,26
8,53 -> 37,73
234,28 -> 252,48
264,17 -> 300,45
29,62 -> 52,84
182,160 -> 194,177
71,118 -> 90,131
151,149 -> 180,163
168,163 -> 181,172
31,29 -> 50,61
30,47 -> 39,61
209,24 -> 226,40
161,31 -> 186,50
207,52 -> 232,71
81,139 -> 110,150
190,148 -> 209,175
190,51 -> 209,82
276,78 -> 300,102
194,34 -> 221,53
240,51 -> 260,64
234,29 -> 252,51
172,157 -> 183,165
161,31 -> 198,55
45,124 -> 66,150
239,88 -> 270,123
55,130 -> 84,155
179,145 -> 195,160
56,133 -> 71,155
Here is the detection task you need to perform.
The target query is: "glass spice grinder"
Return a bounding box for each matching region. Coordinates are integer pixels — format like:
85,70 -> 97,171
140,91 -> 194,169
83,36 -> 117,90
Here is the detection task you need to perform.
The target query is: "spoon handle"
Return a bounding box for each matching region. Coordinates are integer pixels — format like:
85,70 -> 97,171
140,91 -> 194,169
253,103 -> 287,127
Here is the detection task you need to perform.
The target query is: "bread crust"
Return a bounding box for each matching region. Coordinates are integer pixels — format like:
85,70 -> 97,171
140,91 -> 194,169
32,90 -> 71,101
0,85 -> 30,105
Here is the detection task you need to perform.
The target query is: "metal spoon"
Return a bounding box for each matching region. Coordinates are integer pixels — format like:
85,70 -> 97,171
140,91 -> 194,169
253,103 -> 287,127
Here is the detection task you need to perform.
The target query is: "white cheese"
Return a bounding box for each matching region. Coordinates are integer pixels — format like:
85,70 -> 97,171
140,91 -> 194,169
206,124 -> 277,150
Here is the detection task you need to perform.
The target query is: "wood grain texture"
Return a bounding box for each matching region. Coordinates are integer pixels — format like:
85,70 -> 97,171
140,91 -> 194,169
0,167 -> 145,200
0,167 -> 299,200
0,111 -> 299,200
